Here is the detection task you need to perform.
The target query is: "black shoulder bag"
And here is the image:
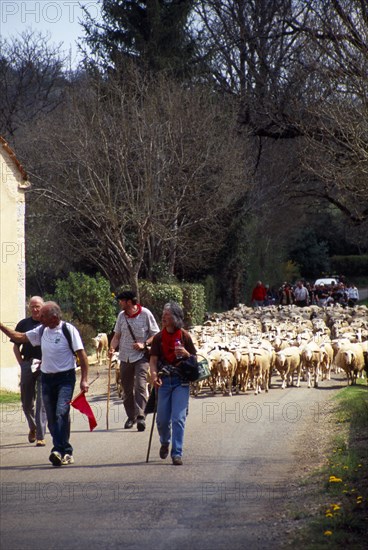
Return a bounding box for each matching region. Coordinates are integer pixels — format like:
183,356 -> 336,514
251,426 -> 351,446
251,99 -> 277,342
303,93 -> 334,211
176,355 -> 211,382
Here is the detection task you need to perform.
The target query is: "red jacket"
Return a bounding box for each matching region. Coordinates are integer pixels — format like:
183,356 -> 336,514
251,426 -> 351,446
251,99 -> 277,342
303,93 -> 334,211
251,285 -> 267,301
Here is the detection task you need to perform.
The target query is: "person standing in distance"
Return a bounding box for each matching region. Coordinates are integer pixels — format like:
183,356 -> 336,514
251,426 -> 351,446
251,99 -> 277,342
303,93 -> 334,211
109,291 -> 159,432
294,280 -> 310,307
347,283 -> 359,307
251,281 -> 267,307
0,302 -> 90,466
12,296 -> 47,446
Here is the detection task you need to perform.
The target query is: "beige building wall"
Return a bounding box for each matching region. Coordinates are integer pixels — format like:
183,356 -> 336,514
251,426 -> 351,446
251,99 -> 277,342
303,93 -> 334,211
0,138 -> 30,391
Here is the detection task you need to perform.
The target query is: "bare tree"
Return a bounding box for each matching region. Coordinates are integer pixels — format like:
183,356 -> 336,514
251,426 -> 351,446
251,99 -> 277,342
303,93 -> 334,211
0,30 -> 67,140
195,1 -> 368,225
289,0 -> 368,224
194,0 -> 311,138
23,68 -> 246,295
290,103 -> 368,224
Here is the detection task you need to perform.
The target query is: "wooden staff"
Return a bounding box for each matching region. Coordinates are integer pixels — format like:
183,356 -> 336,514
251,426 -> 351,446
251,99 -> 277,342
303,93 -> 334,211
106,357 -> 112,430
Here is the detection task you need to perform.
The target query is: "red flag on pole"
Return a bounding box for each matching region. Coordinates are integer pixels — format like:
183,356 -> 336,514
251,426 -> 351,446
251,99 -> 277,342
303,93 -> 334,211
70,392 -> 97,431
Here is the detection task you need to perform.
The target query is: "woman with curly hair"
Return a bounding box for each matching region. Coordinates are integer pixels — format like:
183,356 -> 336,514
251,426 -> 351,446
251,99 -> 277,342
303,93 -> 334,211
149,302 -> 197,466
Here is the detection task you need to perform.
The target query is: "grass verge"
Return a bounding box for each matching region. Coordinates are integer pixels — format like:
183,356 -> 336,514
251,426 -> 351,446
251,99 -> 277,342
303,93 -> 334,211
0,389 -> 21,404
290,380 -> 368,549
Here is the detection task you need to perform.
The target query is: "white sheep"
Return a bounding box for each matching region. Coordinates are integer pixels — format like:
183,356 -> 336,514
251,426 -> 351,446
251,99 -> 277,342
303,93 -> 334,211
335,343 -> 365,385
275,346 -> 302,389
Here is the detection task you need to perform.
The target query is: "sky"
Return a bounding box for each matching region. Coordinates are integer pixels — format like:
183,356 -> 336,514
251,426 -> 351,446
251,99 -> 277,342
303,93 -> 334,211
1,1 -> 102,66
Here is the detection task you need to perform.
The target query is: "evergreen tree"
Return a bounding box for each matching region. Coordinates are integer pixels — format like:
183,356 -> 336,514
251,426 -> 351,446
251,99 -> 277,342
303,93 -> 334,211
82,0 -> 198,77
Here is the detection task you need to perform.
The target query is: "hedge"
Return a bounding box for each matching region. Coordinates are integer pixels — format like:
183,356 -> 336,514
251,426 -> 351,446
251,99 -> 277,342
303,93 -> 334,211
49,272 -> 117,333
181,283 -> 206,327
118,280 -> 206,328
139,281 -> 183,323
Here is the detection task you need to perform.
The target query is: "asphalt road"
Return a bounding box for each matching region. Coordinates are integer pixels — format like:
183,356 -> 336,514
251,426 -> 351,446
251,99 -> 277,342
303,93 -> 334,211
0,368 -> 347,550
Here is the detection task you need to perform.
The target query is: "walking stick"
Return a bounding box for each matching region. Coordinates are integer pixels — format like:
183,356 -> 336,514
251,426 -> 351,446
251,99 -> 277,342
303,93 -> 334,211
146,395 -> 157,463
146,371 -> 162,463
106,357 -> 112,430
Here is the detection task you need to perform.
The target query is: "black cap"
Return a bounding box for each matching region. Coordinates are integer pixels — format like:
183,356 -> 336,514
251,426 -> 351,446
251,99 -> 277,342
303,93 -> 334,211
116,290 -> 137,301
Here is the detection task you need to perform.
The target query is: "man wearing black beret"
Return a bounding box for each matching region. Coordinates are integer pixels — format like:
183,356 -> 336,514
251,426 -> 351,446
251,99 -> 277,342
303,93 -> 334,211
109,291 -> 159,431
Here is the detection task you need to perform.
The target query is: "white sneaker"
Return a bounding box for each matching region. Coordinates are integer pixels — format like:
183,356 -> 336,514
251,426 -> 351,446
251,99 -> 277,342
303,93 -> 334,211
61,454 -> 74,465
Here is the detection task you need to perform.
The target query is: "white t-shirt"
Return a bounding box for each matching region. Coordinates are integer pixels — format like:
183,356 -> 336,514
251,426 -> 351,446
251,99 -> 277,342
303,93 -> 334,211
26,322 -> 83,374
347,287 -> 359,300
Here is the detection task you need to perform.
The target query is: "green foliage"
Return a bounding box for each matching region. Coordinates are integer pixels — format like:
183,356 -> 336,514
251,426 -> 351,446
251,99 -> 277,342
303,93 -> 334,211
281,260 -> 301,284
204,275 -> 216,312
137,280 -> 205,327
50,272 -> 116,333
0,390 -> 20,403
330,255 -> 368,277
139,280 -> 183,324
150,261 -> 176,283
289,380 -> 368,549
69,321 -> 98,355
289,228 -> 330,279
82,0 -> 198,77
181,284 -> 206,326
334,382 -> 368,429
241,216 -> 289,308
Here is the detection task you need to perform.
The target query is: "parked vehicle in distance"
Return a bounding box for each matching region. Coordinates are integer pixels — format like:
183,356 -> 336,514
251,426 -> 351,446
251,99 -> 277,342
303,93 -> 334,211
314,277 -> 339,286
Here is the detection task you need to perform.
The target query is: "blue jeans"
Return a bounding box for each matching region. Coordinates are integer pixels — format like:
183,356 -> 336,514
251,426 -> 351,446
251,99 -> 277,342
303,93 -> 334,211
42,370 -> 76,456
156,374 -> 190,458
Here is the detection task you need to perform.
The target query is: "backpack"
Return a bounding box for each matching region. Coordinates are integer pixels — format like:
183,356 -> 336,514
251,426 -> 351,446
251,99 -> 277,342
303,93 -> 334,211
39,322 -> 81,366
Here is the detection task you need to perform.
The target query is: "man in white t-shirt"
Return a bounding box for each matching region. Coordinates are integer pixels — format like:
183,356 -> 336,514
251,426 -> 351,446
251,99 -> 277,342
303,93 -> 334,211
0,302 -> 89,467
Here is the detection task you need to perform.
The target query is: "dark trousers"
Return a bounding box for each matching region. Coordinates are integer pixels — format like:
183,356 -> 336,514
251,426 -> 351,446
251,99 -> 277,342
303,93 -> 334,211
20,361 -> 47,440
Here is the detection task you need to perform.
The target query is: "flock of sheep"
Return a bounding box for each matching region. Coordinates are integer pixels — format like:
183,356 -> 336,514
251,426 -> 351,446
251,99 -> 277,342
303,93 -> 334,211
93,303 -> 368,398
188,303 -> 368,397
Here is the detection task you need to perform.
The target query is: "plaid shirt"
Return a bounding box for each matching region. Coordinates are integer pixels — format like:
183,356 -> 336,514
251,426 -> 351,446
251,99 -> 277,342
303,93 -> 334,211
114,307 -> 159,362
